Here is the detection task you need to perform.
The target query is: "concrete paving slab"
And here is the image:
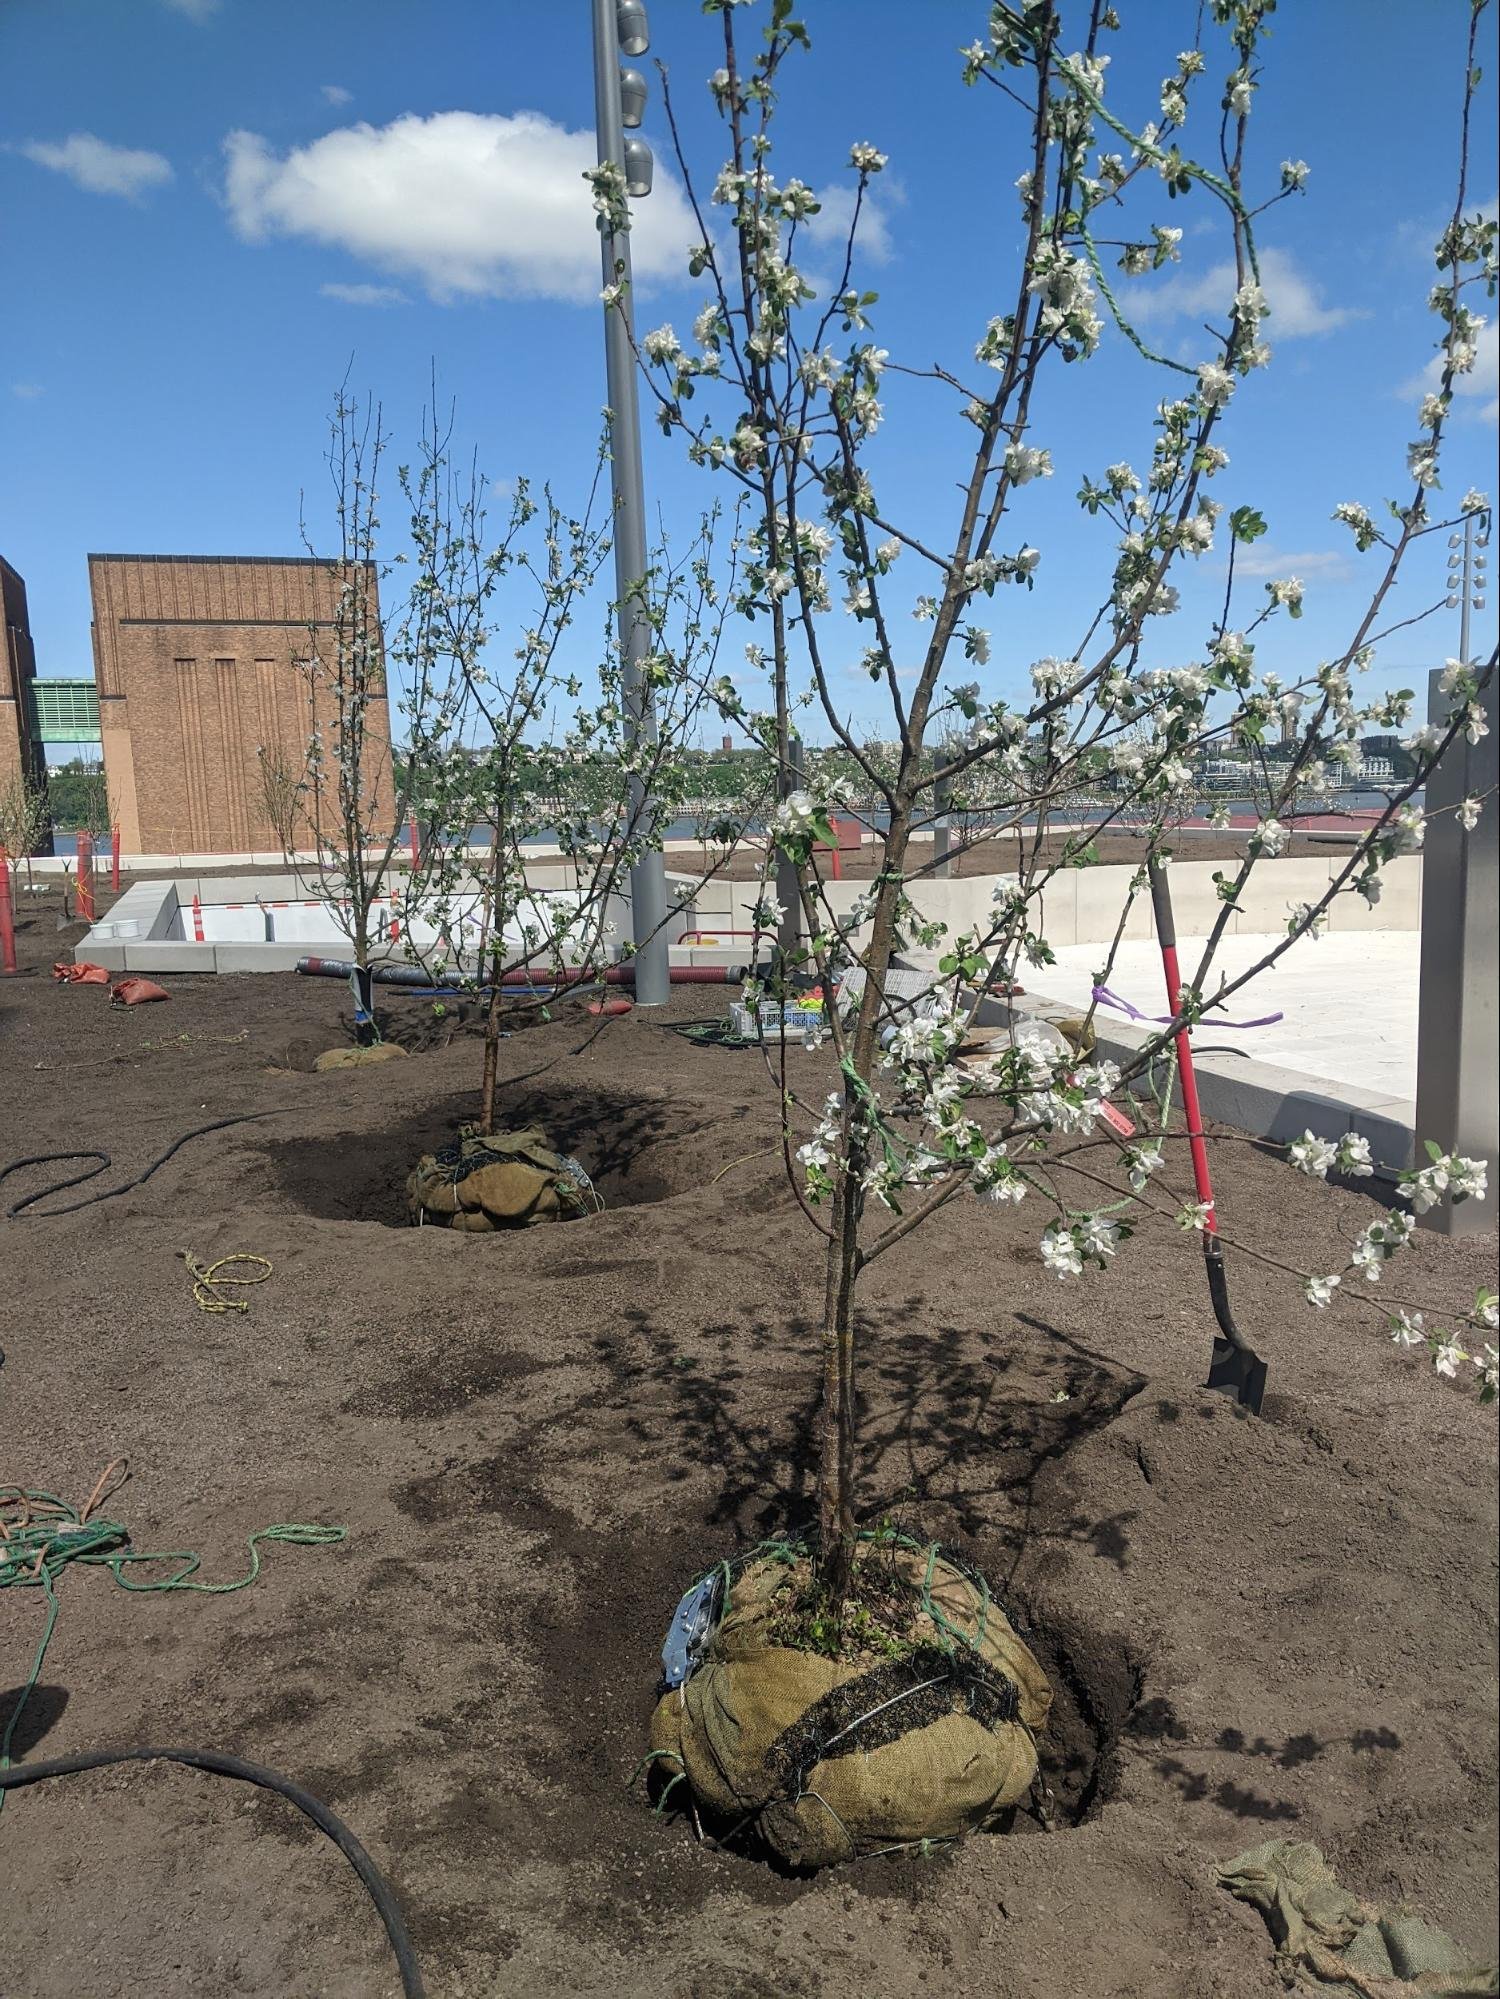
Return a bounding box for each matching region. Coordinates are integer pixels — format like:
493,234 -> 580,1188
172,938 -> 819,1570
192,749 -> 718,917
1039,930 -> 1419,1103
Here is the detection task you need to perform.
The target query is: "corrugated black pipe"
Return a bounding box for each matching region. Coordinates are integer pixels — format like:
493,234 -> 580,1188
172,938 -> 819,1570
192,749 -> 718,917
294,957 -> 744,988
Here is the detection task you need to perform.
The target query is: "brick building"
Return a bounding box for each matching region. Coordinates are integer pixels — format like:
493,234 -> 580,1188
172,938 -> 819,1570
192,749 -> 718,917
1,555 -> 44,798
89,553 -> 396,856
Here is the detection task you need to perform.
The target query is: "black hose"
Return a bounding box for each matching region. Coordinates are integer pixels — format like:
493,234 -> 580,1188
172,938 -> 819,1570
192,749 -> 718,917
2,1112 -> 285,1219
0,1745 -> 424,1997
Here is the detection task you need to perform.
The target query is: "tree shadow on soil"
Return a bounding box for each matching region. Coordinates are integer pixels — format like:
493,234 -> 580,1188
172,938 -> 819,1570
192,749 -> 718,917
606,1297 -> 1144,1569
1126,1695 -> 1405,1821
0,1683 -> 69,1759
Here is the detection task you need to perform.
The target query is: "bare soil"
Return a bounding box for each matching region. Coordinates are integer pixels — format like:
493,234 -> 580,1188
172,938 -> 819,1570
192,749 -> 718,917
1,882 -> 1496,1999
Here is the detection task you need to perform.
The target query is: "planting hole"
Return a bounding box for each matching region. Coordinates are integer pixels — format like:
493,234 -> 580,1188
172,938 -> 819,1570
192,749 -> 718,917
271,1082 -> 698,1226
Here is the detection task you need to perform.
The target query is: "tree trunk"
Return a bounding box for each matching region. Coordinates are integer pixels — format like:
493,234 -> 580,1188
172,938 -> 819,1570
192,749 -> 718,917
477,804 -> 509,1137
353,964 -> 376,1047
478,976 -> 504,1136
813,804 -> 913,1608
816,1179 -> 860,1603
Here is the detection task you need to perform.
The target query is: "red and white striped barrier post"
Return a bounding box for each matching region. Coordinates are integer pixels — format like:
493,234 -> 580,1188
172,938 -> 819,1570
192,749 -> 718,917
110,823 -> 121,892
76,832 -> 95,925
0,846 -> 17,976
190,892 -> 206,943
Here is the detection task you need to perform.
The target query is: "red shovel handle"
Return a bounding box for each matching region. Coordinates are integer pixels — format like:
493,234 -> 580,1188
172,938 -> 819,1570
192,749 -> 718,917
1148,861 -> 1217,1235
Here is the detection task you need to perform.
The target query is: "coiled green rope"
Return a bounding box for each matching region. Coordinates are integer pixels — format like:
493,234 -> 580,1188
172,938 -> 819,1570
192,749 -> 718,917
0,1479 -> 346,1804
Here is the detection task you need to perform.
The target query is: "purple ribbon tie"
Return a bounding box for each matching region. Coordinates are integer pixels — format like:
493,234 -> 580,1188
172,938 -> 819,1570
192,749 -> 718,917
1091,984 -> 1284,1030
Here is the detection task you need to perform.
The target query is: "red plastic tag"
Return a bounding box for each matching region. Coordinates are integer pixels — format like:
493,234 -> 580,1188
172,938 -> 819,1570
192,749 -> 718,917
1097,1100 -> 1136,1139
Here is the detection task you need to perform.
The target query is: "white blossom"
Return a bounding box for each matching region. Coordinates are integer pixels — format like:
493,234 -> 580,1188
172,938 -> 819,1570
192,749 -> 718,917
1253,817 -> 1289,858
1304,1273 -> 1341,1308
1041,1225 -> 1084,1280
1289,1132 -> 1337,1179
1078,1213 -> 1122,1260
1004,442 -> 1054,485
1433,1338 -> 1467,1379
642,324 -> 682,365
1335,1133 -> 1374,1178
1407,441 -> 1440,488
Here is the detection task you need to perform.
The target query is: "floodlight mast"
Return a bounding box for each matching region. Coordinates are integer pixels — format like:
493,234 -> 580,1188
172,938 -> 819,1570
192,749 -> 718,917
591,0 -> 669,1005
1447,510 -> 1490,665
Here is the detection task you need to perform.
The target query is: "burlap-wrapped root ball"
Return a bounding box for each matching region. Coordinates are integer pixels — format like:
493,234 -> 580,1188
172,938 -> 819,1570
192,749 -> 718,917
649,1549 -> 1051,1868
406,1127 -> 600,1231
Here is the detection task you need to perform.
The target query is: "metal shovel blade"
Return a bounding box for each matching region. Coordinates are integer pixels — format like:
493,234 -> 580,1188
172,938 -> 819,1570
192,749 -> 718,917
1206,1335 -> 1267,1415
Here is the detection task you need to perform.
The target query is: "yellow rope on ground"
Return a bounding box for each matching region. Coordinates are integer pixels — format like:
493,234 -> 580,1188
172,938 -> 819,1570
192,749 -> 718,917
709,1148 -> 774,1186
179,1250 -> 273,1313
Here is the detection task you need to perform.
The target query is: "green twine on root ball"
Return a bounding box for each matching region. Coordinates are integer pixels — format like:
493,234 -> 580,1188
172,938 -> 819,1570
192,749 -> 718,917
0,1484 -> 346,1803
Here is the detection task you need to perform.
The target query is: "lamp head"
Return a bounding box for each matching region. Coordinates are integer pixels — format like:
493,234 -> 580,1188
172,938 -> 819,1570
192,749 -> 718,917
616,1 -> 649,57
619,66 -> 647,128
623,134 -> 654,197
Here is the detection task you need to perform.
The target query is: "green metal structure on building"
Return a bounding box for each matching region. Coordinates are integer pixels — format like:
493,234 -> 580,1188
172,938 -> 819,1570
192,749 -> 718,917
27,679 -> 101,745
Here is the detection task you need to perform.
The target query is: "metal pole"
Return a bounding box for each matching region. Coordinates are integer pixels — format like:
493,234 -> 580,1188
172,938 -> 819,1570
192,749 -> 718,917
932,773 -> 952,879
592,0 -> 670,1006
1414,656 -> 1498,1236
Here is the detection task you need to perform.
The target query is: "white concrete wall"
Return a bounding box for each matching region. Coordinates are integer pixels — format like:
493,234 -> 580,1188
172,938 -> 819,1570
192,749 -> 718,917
75,854 -> 1421,976
681,855 -> 1421,952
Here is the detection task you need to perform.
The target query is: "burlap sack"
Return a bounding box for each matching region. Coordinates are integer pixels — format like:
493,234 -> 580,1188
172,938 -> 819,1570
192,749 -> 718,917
649,1549 -> 1051,1867
314,1043 -> 408,1072
406,1127 -> 590,1231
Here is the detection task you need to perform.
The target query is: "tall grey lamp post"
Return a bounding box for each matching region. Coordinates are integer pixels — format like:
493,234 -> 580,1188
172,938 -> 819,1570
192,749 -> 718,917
591,0 -> 670,1005
1414,509 -> 1496,1235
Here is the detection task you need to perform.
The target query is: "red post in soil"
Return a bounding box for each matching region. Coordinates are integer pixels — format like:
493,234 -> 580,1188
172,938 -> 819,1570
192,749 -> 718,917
0,847 -> 17,976
111,824 -> 121,892
76,832 -> 95,925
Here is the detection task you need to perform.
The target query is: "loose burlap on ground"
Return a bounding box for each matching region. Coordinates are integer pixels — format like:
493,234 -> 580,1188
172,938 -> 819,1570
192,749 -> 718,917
406,1127 -> 593,1231
314,1043 -> 408,1072
649,1549 -> 1051,1868
1221,1841 -> 1499,1998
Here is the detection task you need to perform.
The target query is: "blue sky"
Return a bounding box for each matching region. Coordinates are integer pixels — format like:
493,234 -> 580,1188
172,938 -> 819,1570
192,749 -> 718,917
3,0 -> 1496,748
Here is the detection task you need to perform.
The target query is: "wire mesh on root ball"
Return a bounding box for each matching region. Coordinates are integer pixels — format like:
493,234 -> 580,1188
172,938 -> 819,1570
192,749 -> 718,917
644,1534 -> 1052,1869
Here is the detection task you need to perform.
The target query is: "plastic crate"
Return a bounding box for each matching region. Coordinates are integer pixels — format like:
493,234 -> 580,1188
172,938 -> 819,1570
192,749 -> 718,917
728,1001 -> 825,1040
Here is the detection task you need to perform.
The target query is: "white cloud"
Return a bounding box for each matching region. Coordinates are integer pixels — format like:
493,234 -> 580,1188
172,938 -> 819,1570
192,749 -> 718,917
320,280 -> 408,307
222,110 -> 700,304
321,85 -> 353,106
160,0 -> 221,17
18,132 -> 173,200
1126,244 -> 1360,338
1234,546 -> 1351,581
1401,317 -> 1499,427
801,182 -> 894,266
11,382 -> 45,401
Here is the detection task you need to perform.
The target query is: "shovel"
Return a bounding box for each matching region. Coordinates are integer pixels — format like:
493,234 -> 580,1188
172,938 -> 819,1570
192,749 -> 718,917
1146,859 -> 1268,1414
